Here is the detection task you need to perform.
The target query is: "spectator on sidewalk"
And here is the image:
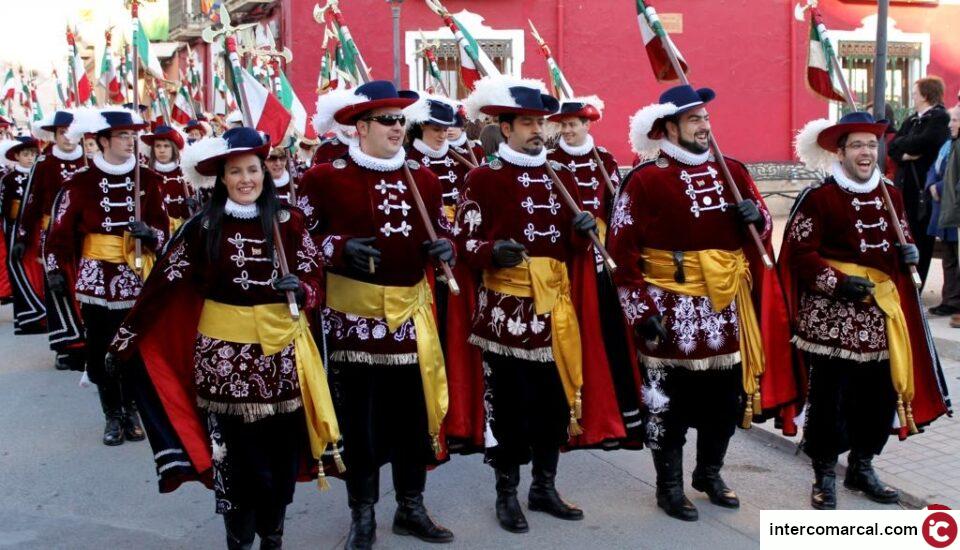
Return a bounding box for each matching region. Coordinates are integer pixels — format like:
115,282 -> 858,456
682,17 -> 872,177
889,76 -> 951,285
925,105 -> 960,316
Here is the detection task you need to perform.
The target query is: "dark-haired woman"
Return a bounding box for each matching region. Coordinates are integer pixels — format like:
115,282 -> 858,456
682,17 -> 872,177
143,125 -> 196,233
106,127 -> 341,550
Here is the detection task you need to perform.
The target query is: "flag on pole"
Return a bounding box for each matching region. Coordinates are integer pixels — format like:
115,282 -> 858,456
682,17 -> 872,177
214,70 -> 228,115
449,15 -> 497,90
67,27 -> 94,105
237,67 -> 291,146
99,31 -> 124,104
52,69 -> 70,108
635,1 -> 688,82
171,83 -> 196,124
276,68 -> 307,134
30,84 -> 43,122
0,68 -> 16,102
133,19 -> 165,79
805,9 -> 847,102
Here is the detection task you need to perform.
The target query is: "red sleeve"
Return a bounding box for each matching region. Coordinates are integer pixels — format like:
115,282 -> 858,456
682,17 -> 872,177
141,171 -> 170,252
454,168 -> 495,270
783,189 -> 845,297
44,181 -> 82,275
606,170 -> 659,329
283,210 -> 324,311
299,165 -> 353,269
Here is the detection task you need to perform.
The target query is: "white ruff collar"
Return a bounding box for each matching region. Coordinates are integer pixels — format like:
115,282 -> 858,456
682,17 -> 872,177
349,144 -> 405,172
93,153 -> 136,175
14,164 -> 31,174
153,160 -> 178,173
52,145 -> 83,161
558,134 -> 594,157
498,142 -> 546,167
413,138 -> 449,159
448,133 -> 468,148
273,170 -> 290,187
831,161 -> 880,193
659,139 -> 711,166
224,198 -> 259,219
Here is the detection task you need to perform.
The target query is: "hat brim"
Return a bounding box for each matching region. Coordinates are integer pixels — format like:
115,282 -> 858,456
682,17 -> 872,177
6,141 -> 39,161
547,106 -> 601,122
335,97 -> 419,125
142,132 -> 185,150
194,143 -> 271,176
481,106 -> 557,117
96,123 -> 149,133
816,122 -> 888,152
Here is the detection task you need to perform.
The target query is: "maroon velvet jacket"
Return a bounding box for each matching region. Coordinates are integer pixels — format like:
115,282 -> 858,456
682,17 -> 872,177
406,139 -> 473,234
298,145 -> 446,364
448,135 -> 485,166
783,174 -> 914,360
311,137 -> 349,166
606,145 -> 771,370
547,139 -> 620,223
18,147 -> 86,243
454,144 -> 587,359
153,163 -> 194,221
45,155 -> 169,309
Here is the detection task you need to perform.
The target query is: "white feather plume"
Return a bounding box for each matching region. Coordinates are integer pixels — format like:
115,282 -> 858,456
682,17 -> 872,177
31,112 -> 56,142
464,75 -> 549,121
628,102 -> 679,159
403,93 -> 457,127
65,107 -> 107,142
226,110 -> 243,124
333,125 -> 358,146
0,139 -> 18,167
180,137 -> 228,189
312,88 -> 367,135
794,118 -> 835,173
561,95 -> 606,119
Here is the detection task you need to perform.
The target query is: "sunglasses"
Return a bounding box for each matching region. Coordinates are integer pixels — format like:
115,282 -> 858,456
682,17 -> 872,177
362,114 -> 406,127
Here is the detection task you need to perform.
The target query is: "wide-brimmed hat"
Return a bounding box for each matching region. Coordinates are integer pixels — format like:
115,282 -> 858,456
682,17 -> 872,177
184,119 -> 209,136
403,94 -> 457,127
330,80 -> 419,125
815,111 -> 888,152
628,84 -> 716,159
141,125 -> 185,150
181,127 -> 271,188
1,136 -> 40,161
31,110 -> 75,141
66,107 -> 148,142
547,95 -> 605,122
465,75 -> 559,119
794,111 -> 889,171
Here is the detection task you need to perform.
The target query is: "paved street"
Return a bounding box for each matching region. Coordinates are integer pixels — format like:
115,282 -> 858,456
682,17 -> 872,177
0,305 -> 915,550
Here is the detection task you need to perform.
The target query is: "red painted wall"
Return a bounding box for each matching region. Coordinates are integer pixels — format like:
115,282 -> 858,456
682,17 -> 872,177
276,0 -> 960,164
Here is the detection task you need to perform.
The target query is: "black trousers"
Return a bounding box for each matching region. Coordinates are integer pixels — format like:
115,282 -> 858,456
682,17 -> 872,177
801,356 -> 897,461
902,179 -> 935,284
80,303 -> 136,415
940,240 -> 960,309
329,362 -> 433,498
644,366 -> 741,453
483,353 -> 569,468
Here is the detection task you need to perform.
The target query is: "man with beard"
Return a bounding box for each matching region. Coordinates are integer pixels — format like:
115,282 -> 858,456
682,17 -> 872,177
607,85 -> 779,521
782,112 -> 950,509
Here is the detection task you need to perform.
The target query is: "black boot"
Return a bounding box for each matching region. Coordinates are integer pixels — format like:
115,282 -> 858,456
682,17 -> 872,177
344,474 -> 377,550
652,449 -> 698,521
392,493 -> 454,543
97,382 -> 124,446
811,458 -> 837,510
255,503 -> 286,550
691,435 -> 739,508
122,399 -> 146,441
495,465 -> 528,533
844,452 -> 899,504
528,448 -> 584,521
224,508 -> 256,550
54,353 -> 71,371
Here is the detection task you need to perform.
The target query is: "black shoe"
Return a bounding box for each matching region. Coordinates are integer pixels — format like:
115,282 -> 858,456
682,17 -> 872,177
103,415 -> 124,446
122,406 -> 146,442
495,466 -> 528,533
929,304 -> 960,316
691,474 -> 740,508
652,449 -> 698,521
255,504 -> 286,550
811,458 -> 837,510
392,493 -> 454,543
54,353 -> 71,371
844,453 -> 900,504
224,508 -> 256,550
691,436 -> 740,509
98,383 -> 125,446
529,468 -> 584,521
345,474 -> 378,550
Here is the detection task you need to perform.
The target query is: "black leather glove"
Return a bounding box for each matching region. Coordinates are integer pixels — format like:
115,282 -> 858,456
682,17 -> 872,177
836,275 -> 875,302
639,314 -> 668,343
424,239 -> 455,266
10,241 -> 25,260
736,199 -> 762,226
272,273 -> 305,306
492,240 -> 527,268
127,220 -> 158,247
572,211 -> 598,236
47,270 -> 67,293
344,237 -> 381,273
104,352 -> 122,378
898,242 -> 920,266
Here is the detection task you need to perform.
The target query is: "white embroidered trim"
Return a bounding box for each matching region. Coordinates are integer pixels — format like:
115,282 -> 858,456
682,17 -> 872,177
13,164 -> 31,173
273,170 -> 290,187
497,142 -> 546,167
831,161 -> 880,194
52,145 -> 83,161
348,143 -> 405,172
329,350 -> 420,366
558,134 -> 594,157
448,133 -> 468,147
638,351 -> 742,371
468,334 -> 555,362
658,139 -> 710,166
93,152 -> 136,175
413,138 -> 449,159
791,335 -> 890,363
224,198 -> 259,219
153,160 -> 178,173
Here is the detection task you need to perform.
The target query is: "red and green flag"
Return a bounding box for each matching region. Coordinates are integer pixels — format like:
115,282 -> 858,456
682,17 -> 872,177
804,9 -> 846,102
0,68 -> 16,102
635,0 -> 688,82
99,30 -> 124,104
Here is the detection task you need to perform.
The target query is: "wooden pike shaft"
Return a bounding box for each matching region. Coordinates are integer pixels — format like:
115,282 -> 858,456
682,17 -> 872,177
402,165 -> 460,295
544,162 -> 617,272
131,5 -> 143,272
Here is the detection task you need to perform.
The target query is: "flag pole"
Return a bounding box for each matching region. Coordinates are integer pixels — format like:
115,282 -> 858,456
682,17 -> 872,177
315,0 -> 372,84
637,0 -> 773,269
131,1 -> 144,274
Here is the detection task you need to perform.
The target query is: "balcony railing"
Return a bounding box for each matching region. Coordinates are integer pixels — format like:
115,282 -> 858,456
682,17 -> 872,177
169,0 -> 208,41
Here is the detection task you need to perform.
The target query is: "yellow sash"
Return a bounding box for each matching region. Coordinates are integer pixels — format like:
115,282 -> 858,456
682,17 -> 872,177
442,205 -> 456,224
482,257 -> 584,435
198,299 -> 345,487
41,214 -> 51,231
325,273 -> 448,455
81,233 -> 156,280
8,198 -> 20,220
825,259 -> 917,433
596,218 -> 608,245
169,217 -> 185,235
641,247 -> 764,428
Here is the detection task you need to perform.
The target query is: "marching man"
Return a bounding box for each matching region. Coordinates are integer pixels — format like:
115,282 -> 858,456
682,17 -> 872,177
782,111 -> 950,509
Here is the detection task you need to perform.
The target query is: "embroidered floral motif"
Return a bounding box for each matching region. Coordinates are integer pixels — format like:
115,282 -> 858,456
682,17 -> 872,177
611,192 -> 634,235
297,230 -> 319,273
320,235 -> 340,266
789,213 -> 814,242
507,315 -> 527,336
164,242 -> 190,282
296,195 -> 314,219
111,327 -> 137,352
795,292 -> 887,357
617,287 -> 650,323
194,335 -> 300,405
645,286 -> 740,362
814,268 -> 839,295
77,258 -> 107,297
55,190 -> 71,224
